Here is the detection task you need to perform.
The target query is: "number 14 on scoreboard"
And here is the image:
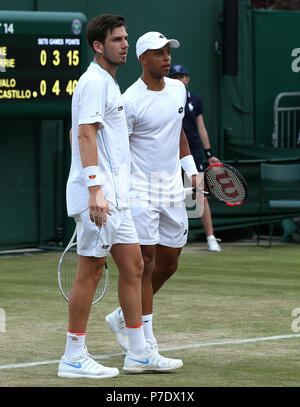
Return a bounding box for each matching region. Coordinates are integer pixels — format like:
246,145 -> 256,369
0,23 -> 14,34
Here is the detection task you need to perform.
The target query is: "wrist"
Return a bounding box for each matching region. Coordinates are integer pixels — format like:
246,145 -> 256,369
82,165 -> 101,188
204,148 -> 213,159
180,155 -> 198,177
88,185 -> 101,192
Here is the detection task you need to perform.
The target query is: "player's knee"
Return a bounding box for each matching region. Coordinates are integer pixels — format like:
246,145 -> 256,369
129,256 -> 144,280
135,256 -> 144,278
94,263 -> 104,280
85,264 -> 104,286
118,255 -> 144,283
142,252 -> 155,268
164,261 -> 178,279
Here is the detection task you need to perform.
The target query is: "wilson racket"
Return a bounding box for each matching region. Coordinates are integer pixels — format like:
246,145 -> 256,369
58,227 -> 108,305
185,162 -> 248,206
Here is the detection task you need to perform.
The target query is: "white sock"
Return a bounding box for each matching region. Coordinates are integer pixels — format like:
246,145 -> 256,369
142,314 -> 156,344
207,235 -> 215,241
64,331 -> 86,361
126,324 -> 147,355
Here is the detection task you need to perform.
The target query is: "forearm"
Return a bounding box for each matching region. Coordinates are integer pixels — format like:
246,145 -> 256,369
179,128 -> 191,158
196,115 -> 219,162
199,129 -> 214,160
179,127 -> 198,184
78,124 -> 99,168
196,115 -> 210,149
78,124 -> 103,191
199,128 -> 210,150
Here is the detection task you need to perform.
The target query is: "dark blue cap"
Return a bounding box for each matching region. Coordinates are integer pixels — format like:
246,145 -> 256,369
169,64 -> 189,77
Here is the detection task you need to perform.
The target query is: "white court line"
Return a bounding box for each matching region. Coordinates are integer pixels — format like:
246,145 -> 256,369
1,333 -> 300,371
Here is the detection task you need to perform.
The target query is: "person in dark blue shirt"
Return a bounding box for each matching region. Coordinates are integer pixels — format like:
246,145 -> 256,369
169,64 -> 221,252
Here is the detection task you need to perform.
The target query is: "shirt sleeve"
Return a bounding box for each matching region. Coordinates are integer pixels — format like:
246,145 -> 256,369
77,77 -> 107,128
122,93 -> 135,136
178,81 -> 187,107
193,94 -> 205,117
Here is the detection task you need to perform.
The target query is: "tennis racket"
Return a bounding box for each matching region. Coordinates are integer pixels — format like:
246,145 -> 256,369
185,162 -> 248,206
58,227 -> 108,305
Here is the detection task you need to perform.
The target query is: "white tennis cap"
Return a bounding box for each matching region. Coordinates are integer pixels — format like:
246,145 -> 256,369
136,31 -> 180,58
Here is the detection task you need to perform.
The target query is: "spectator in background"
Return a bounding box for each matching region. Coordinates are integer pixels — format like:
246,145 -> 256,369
252,0 -> 300,9
169,64 -> 221,252
252,0 -> 276,8
272,0 -> 300,9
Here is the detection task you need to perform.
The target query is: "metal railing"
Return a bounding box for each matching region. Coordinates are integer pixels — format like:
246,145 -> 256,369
272,92 -> 300,148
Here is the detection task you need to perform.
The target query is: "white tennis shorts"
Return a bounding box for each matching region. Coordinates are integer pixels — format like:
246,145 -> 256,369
74,204 -> 139,258
130,203 -> 188,248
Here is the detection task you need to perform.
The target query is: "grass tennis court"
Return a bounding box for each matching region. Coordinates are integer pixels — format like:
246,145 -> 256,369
1,242 -> 300,387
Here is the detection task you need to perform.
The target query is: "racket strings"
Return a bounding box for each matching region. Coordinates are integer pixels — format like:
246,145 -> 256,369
60,247 -> 107,304
60,249 -> 77,300
205,166 -> 247,204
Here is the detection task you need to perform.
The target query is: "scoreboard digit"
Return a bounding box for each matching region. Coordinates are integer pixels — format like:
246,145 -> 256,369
0,11 -> 86,118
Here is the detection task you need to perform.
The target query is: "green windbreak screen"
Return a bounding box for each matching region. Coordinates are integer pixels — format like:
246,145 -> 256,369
222,0 -> 254,149
253,10 -> 300,147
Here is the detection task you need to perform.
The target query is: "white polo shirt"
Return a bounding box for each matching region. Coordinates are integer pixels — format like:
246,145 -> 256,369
122,77 -> 186,206
66,62 -> 131,216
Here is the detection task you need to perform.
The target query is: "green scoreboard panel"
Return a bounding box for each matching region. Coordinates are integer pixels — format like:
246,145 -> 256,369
0,11 -> 87,118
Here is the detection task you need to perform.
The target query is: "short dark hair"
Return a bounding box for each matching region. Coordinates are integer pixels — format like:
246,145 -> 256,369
86,14 -> 126,52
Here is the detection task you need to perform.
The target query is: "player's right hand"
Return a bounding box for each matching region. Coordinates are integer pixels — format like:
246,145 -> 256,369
88,186 -> 112,227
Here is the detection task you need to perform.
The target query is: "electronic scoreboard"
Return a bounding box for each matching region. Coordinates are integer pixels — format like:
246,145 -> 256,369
0,11 -> 87,118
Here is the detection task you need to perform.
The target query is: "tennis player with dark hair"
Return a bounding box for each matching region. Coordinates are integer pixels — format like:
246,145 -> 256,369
58,15 -> 181,379
105,31 -> 202,357
169,64 -> 221,252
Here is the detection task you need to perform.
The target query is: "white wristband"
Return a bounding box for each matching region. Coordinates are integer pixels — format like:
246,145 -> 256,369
82,166 -> 101,188
180,155 -> 198,177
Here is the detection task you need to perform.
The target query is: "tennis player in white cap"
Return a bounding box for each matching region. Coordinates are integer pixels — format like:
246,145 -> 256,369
105,31 -> 203,365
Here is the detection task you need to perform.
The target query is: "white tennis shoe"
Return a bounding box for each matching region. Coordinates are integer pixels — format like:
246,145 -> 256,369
105,307 -> 129,351
123,343 -> 183,373
207,235 -> 221,252
58,349 -> 119,379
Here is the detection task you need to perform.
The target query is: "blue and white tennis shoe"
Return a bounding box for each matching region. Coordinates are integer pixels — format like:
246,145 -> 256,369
105,307 -> 129,351
123,343 -> 183,373
58,348 -> 119,379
